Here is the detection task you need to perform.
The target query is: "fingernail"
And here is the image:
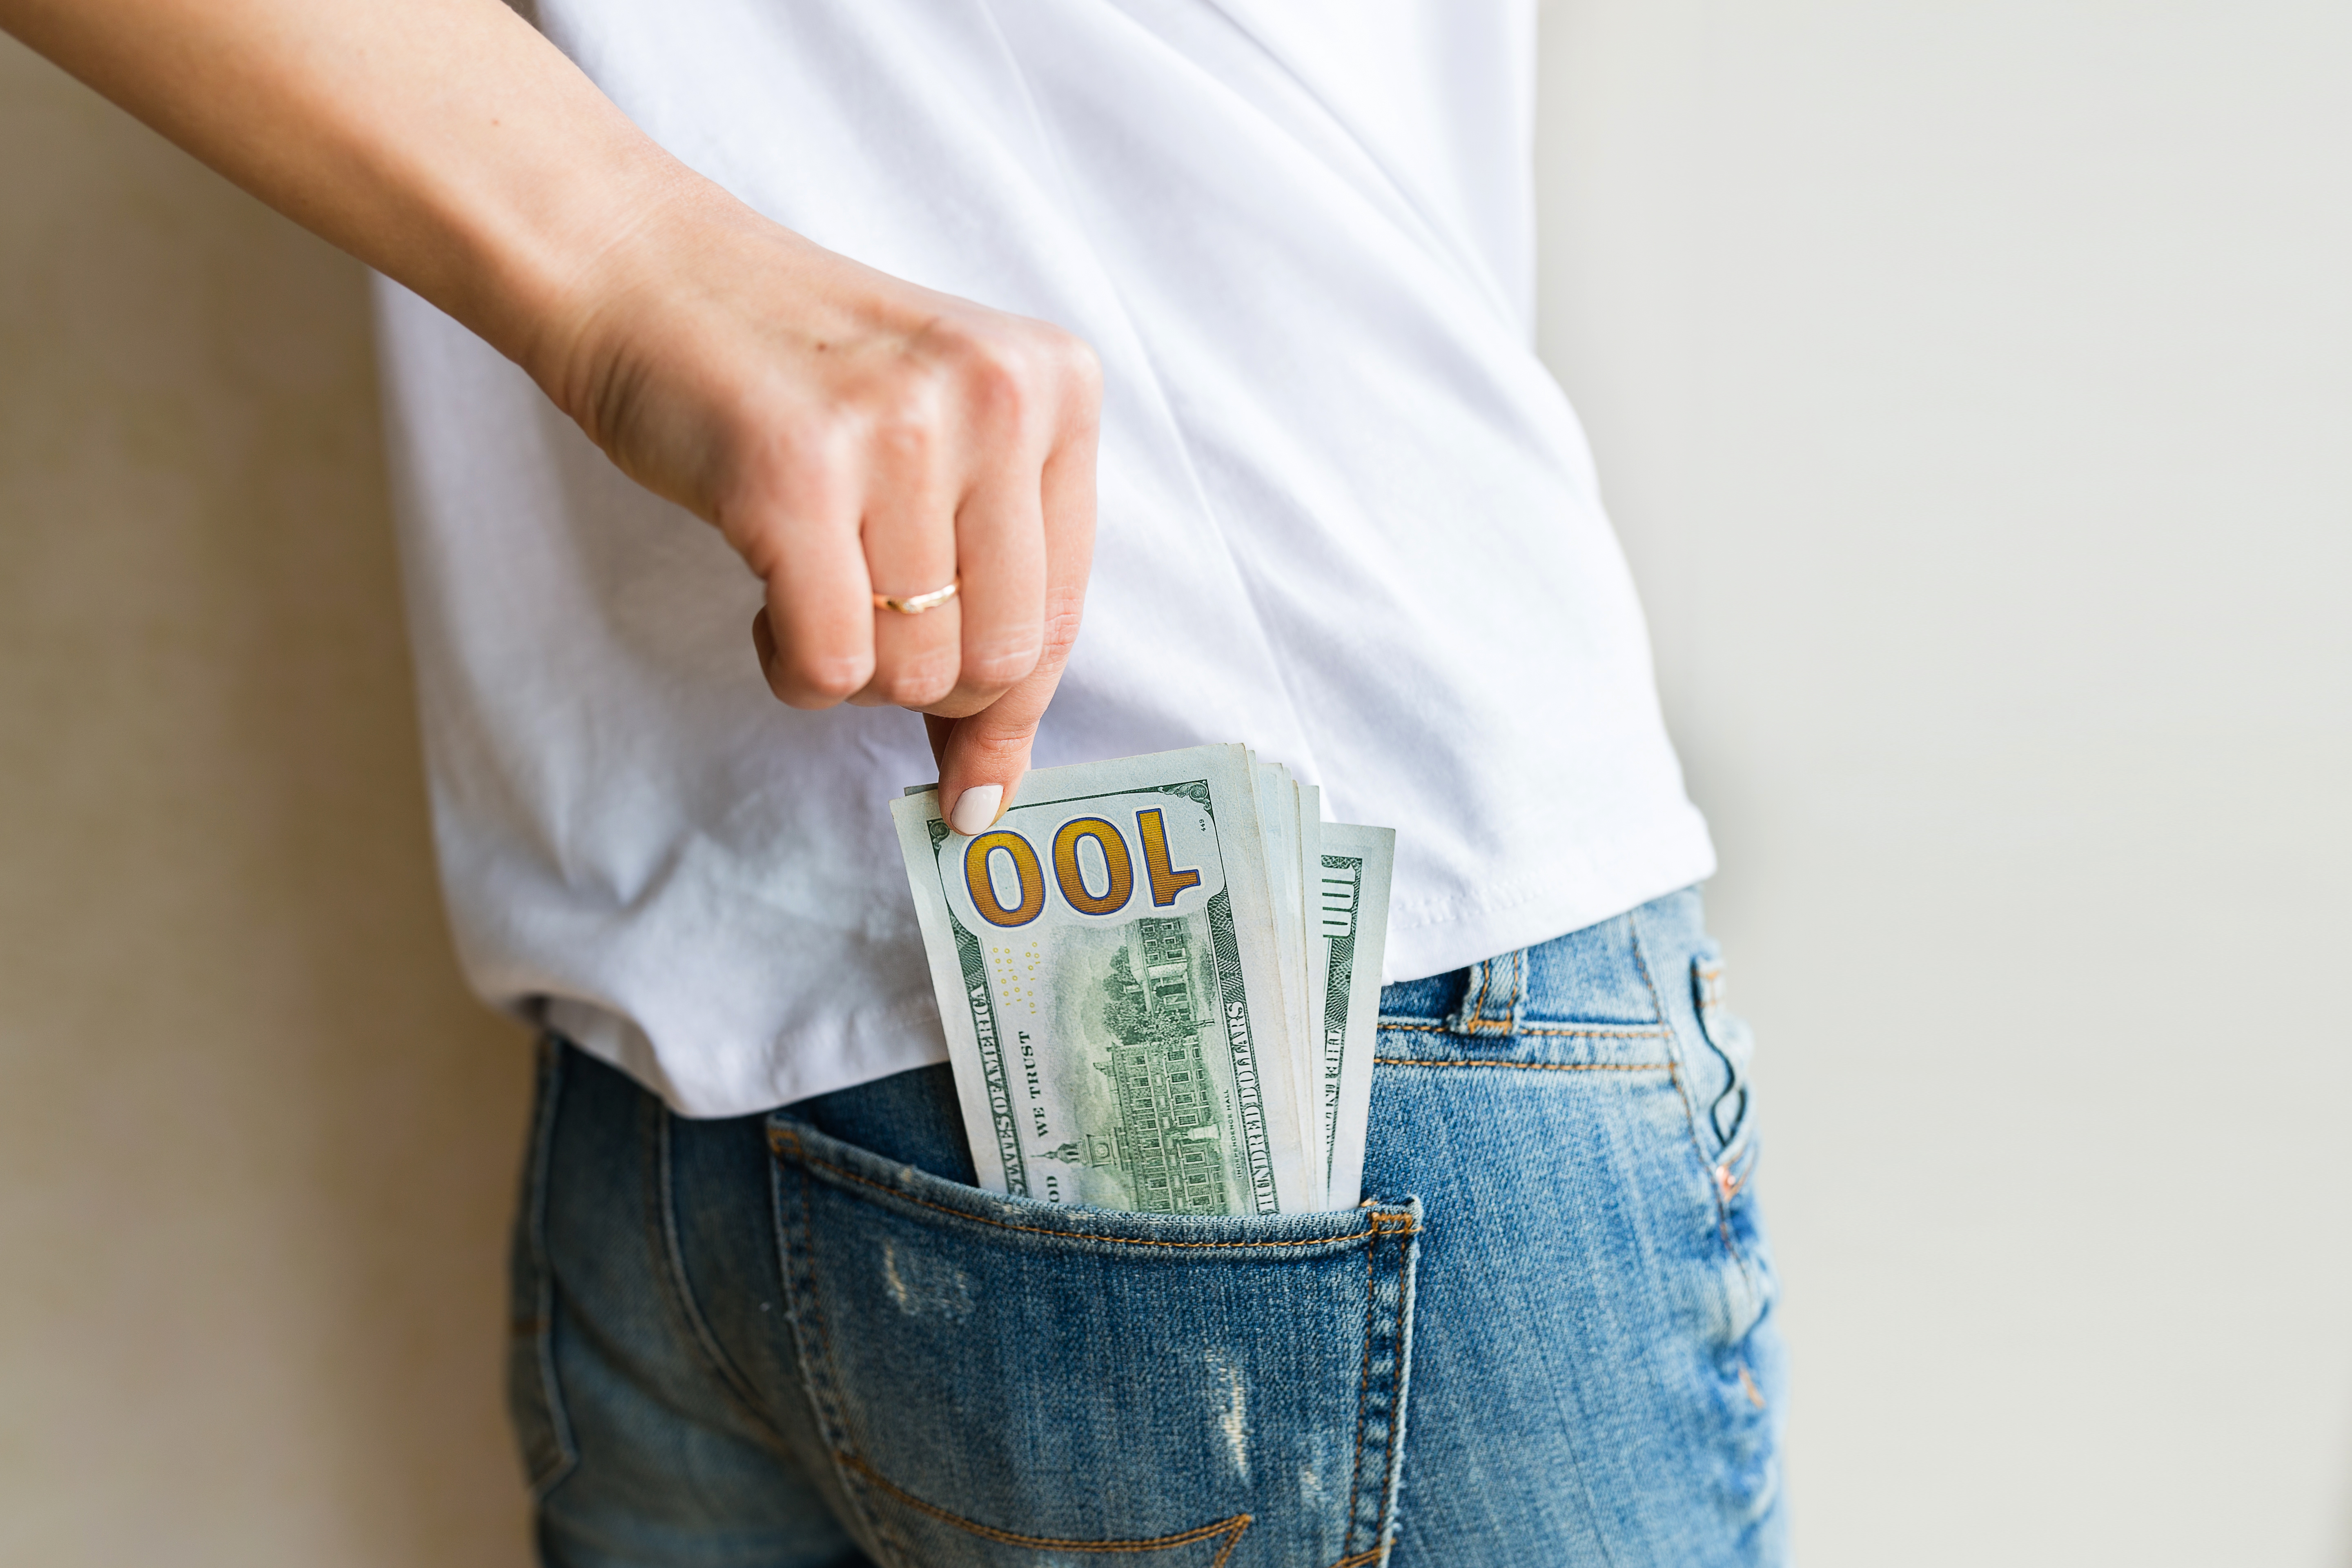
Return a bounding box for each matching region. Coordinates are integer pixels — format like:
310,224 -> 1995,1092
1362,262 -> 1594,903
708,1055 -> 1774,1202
949,783 -> 1003,836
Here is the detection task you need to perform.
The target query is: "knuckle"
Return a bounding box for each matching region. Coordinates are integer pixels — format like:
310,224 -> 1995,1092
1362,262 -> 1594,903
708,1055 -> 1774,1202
782,652 -> 869,706
729,521 -> 787,584
765,403 -> 855,466
960,643 -> 1042,691
918,690 -> 990,721
1045,330 -> 1102,399
739,413 -> 858,513
867,380 -> 948,460
1037,595 -> 1086,662
956,346 -> 1033,428
877,653 -> 960,709
918,316 -> 1100,439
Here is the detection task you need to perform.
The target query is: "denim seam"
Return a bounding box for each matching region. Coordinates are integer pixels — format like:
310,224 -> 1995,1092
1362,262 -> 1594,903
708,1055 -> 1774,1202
653,1111 -> 792,1457
1343,1224 -> 1382,1555
1371,1221 -> 1405,1565
517,1037 -> 579,1499
841,1454 -> 1254,1563
772,1143 -> 918,1566
1377,1207 -> 1419,1568
1376,1020 -> 1669,1038
1464,958 -> 1497,1033
773,1119 -> 1356,1567
1341,1210 -> 1418,1564
1371,1059 -> 1672,1072
772,1129 -> 1418,1251
1452,947 -> 1524,1036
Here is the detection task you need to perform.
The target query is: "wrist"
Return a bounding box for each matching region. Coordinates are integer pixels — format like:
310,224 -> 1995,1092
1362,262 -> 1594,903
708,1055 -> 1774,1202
463,140 -> 715,406
517,180 -> 917,459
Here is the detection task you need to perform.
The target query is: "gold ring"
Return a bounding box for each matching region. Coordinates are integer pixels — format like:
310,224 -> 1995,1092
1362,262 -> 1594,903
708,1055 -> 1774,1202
872,579 -> 961,615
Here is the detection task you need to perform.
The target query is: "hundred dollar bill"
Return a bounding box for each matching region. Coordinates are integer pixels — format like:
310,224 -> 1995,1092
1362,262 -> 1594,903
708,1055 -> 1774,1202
1253,760 -> 1317,1184
891,746 -> 1321,1215
1314,822 -> 1394,1209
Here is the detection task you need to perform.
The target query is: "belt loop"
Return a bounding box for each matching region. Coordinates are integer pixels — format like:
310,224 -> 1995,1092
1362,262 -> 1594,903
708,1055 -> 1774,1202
1448,947 -> 1524,1037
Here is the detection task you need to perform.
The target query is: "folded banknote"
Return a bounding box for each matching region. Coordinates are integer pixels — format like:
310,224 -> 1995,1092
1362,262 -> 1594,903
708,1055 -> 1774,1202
891,744 -> 1394,1216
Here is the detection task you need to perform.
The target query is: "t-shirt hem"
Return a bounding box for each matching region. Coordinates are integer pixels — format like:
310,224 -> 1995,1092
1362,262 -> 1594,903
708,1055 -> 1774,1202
541,816 -> 1716,1119
1381,833 -> 1718,986
545,993 -> 950,1120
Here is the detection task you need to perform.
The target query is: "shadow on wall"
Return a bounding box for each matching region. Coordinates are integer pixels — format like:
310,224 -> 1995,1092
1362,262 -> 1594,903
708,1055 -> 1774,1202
0,41 -> 533,1568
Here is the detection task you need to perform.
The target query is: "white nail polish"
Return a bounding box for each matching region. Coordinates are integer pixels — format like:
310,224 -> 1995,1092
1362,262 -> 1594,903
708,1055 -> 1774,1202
949,783 -> 1003,836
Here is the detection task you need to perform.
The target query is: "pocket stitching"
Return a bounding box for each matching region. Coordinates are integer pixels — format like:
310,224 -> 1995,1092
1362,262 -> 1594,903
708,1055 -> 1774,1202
1336,1206 -> 1417,1567
1342,1223 -> 1397,1559
1374,1020 -> 1670,1038
842,1454 -> 1254,1562
779,1145 -> 920,1566
774,1120 -> 1423,1565
1343,1224 -> 1383,1550
769,1124 -> 1418,1251
653,1110 -> 792,1454
777,1118 -> 1398,1567
1371,1058 -> 1672,1072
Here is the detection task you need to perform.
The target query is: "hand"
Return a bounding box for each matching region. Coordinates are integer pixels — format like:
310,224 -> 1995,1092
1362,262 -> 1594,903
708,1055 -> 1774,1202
541,195 -> 1100,833
0,0 -> 1097,835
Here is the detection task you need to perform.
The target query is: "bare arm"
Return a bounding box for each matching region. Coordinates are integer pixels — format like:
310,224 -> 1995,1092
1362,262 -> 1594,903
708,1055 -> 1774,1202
2,0 -> 1098,832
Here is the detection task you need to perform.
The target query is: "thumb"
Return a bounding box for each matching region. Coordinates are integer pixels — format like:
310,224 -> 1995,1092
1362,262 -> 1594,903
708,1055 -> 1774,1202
927,690 -> 1042,837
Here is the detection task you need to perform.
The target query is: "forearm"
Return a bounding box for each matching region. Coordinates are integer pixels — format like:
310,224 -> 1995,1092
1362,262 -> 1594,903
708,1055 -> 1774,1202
7,0 -> 1101,823
0,0 -> 695,389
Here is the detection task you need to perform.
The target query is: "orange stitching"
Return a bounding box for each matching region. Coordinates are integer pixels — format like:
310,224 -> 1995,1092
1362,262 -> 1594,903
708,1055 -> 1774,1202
1464,957 -> 1493,1032
780,1125 -> 1260,1568
1375,1020 -> 1669,1038
786,1142 -> 914,1562
1465,953 -> 1519,1034
790,1158 -> 841,1426
768,1132 -> 1419,1249
1372,1058 -> 1672,1072
1344,1221 -> 1381,1557
1333,1544 -> 1387,1566
844,1454 -> 1252,1557
1367,1203 -> 1406,1564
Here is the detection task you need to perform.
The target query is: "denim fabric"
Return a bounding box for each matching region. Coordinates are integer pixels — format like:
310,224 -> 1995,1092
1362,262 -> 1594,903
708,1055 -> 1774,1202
510,886 -> 1786,1566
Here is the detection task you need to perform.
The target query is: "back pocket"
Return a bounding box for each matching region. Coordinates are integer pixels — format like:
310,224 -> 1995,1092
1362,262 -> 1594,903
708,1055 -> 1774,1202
768,1117 -> 1419,1568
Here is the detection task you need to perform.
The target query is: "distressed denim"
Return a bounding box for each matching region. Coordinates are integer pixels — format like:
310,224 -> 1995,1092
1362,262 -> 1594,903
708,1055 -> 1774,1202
510,886 -> 1786,1566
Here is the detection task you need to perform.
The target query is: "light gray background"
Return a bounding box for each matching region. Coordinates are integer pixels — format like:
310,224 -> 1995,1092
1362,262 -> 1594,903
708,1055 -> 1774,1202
3,3 -> 2347,1564
1535,1 -> 2352,1563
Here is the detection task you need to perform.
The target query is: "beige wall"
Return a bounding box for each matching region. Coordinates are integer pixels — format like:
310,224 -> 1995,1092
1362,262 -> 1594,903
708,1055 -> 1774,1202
1535,2 -> 2352,1564
5,5 -> 2350,1566
0,38 -> 530,1568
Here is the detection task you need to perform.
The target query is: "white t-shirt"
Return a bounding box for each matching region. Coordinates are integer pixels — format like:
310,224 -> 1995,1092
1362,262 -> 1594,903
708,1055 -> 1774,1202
376,0 -> 1714,1117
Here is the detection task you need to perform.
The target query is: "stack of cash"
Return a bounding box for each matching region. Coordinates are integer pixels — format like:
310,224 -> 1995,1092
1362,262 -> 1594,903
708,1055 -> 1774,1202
891,744 -> 1395,1216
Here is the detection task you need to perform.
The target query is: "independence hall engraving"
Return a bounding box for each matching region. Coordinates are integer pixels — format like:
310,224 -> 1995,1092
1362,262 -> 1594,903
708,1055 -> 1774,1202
1056,916 -> 1231,1214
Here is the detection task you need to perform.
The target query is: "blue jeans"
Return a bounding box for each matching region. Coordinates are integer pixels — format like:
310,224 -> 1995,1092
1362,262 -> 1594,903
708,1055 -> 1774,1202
510,887 -> 1786,1566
